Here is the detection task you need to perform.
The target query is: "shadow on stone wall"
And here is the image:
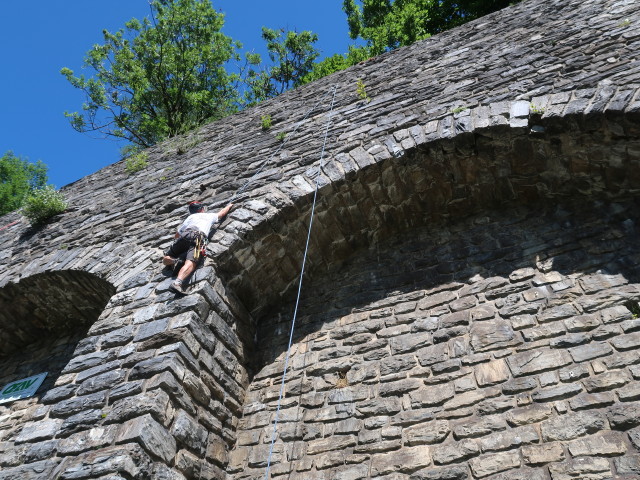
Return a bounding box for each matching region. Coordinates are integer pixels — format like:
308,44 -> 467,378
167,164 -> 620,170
254,196 -> 640,374
0,270 -> 116,357
216,115 -> 640,324
0,271 -> 116,464
0,328 -> 91,409
225,196 -> 640,478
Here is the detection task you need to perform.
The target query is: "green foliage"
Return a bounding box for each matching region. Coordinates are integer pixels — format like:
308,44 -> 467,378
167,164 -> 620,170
61,0 -> 240,148
343,0 -> 519,54
451,105 -> 467,114
625,301 -> 640,318
356,78 -> 370,102
124,151 -> 149,174
163,132 -> 204,155
530,103 -> 545,115
21,185 -> 68,225
243,28 -> 320,105
301,45 -> 372,84
260,114 -> 272,130
0,151 -> 48,216
120,143 -> 143,159
275,131 -> 286,142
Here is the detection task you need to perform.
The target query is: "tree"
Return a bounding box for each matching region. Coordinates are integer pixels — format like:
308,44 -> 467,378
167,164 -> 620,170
61,0 -> 239,149
0,152 -> 48,216
244,28 -> 320,105
343,0 -> 519,55
300,45 -> 372,85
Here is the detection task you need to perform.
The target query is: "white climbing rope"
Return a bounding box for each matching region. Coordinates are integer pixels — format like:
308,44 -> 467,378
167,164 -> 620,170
263,85 -> 338,479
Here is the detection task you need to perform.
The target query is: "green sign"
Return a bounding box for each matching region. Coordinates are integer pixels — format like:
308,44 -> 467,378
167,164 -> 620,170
0,373 -> 48,404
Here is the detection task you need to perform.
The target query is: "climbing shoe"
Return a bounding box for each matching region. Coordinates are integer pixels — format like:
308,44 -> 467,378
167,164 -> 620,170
169,280 -> 186,294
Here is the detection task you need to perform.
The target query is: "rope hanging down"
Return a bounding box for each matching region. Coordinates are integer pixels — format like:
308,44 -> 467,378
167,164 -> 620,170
196,88 -> 338,480
263,85 -> 338,480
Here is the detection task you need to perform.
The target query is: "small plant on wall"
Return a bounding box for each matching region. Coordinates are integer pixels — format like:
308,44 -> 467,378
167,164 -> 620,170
530,103 -> 545,115
261,114 -> 272,130
124,151 -> 149,174
22,185 -> 68,225
356,78 -> 370,103
335,370 -> 349,388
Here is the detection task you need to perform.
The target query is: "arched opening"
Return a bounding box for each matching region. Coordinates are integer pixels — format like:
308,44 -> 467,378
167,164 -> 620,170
229,196 -> 640,479
0,270 -> 116,357
217,117 -> 640,478
0,271 -> 115,429
216,113 -> 640,321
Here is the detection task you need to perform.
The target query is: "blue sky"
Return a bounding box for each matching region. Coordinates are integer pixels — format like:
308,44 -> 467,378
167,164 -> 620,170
0,1 -> 353,187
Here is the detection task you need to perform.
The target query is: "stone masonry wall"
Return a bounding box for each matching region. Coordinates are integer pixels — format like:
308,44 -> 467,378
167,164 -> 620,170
236,198 -> 640,480
0,0 -> 639,478
0,265 -> 255,480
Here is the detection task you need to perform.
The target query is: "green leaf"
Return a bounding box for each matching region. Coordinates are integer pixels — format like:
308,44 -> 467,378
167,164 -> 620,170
343,0 -> 519,54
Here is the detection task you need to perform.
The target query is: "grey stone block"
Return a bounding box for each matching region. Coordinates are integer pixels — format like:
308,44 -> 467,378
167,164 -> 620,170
584,370 -> 630,392
468,450 -> 520,478
371,445 -> 431,475
59,409 -> 105,437
532,383 -> 583,402
608,401 -> 640,430
507,349 -> 571,377
569,392 -> 615,411
470,320 -> 518,353
548,457 -> 611,480
115,414 -> 177,463
432,440 -> 479,465
541,411 -> 606,441
404,420 -> 450,446
0,460 -> 58,480
15,419 -> 62,444
62,351 -> 115,374
169,410 -> 207,454
57,425 -> 118,456
478,425 -> 539,453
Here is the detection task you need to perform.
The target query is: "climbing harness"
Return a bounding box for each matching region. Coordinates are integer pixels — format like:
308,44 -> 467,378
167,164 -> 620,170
186,86 -> 339,281
193,232 -> 207,262
263,85 -> 338,480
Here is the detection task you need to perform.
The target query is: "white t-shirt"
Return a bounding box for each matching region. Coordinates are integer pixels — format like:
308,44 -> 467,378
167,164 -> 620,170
177,212 -> 219,237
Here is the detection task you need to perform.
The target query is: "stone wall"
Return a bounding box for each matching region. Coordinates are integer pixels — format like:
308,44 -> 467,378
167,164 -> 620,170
235,198 -> 640,479
0,0 -> 639,478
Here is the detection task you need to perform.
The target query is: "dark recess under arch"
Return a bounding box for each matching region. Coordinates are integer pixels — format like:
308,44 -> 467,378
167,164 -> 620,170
0,270 -> 116,358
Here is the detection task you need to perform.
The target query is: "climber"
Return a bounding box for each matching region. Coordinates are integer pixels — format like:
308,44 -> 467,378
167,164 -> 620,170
163,200 -> 233,294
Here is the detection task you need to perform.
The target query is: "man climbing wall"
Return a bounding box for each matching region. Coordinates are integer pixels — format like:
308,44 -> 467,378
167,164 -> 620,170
163,201 -> 233,293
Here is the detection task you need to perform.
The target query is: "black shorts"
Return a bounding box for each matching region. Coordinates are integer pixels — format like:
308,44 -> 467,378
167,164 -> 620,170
164,229 -> 203,263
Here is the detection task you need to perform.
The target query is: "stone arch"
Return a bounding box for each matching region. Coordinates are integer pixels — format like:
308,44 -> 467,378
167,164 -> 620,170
218,108 -> 640,478
216,106 -> 640,322
231,196 -> 640,479
0,270 -> 116,357
0,270 -> 117,467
